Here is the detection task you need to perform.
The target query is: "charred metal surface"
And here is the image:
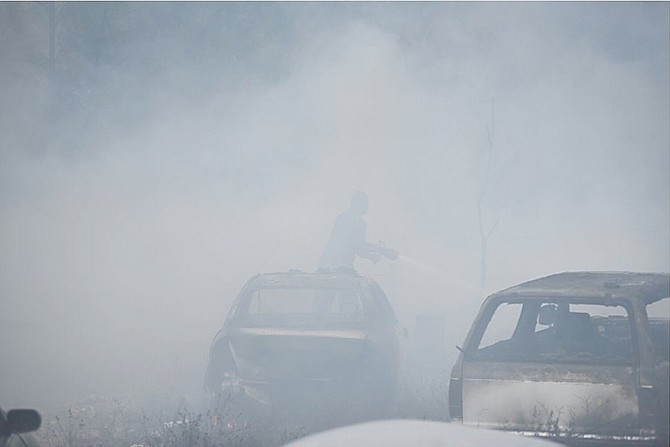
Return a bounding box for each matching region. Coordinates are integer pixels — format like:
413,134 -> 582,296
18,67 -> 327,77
450,271 -> 670,446
490,272 -> 669,304
462,361 -> 635,384
205,270 -> 404,418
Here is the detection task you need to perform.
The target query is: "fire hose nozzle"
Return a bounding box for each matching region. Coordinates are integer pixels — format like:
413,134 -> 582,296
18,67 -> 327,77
377,242 -> 399,261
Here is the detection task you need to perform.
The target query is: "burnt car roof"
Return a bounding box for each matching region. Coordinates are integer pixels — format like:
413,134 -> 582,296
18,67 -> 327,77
247,270 -> 375,289
492,271 -> 670,304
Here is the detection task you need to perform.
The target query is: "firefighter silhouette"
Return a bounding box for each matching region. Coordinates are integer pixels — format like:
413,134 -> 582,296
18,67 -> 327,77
318,191 -> 397,270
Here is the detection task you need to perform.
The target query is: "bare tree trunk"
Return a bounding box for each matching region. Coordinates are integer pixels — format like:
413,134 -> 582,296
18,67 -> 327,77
478,98 -> 499,289
46,1 -> 58,152
48,2 -> 55,82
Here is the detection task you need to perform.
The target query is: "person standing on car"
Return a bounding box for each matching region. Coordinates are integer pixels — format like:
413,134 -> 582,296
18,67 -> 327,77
318,191 -> 386,270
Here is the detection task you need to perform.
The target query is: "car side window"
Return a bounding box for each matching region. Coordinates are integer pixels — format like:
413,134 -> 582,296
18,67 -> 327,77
474,300 -> 634,364
477,302 -> 523,353
567,303 -> 633,364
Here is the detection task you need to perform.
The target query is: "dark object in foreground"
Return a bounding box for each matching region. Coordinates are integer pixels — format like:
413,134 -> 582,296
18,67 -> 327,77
205,270 -> 406,424
449,271 -> 670,446
1,407 -> 42,447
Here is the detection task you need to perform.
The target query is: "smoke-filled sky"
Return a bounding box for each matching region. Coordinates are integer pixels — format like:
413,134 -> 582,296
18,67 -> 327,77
1,2 -> 668,409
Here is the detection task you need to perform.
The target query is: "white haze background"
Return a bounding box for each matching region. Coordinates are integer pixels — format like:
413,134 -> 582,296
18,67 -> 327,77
1,2 -> 668,410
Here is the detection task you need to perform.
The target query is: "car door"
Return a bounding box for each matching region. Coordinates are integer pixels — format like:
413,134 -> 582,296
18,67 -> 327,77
460,298 -> 641,439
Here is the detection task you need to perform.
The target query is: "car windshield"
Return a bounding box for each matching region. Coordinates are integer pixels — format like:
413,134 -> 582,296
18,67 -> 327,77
236,287 -> 365,325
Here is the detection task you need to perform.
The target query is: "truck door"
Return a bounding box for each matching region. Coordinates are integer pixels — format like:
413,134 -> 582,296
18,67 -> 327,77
461,299 -> 640,440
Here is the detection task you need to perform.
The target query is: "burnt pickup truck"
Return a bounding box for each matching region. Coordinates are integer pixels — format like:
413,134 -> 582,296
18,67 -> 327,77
449,272 -> 669,446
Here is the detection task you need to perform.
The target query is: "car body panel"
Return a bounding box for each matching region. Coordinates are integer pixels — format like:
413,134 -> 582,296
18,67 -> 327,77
227,327 -> 368,381
462,362 -> 638,435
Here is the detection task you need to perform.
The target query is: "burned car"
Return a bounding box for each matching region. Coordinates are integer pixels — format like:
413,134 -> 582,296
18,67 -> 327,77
205,270 -> 406,417
449,272 -> 669,445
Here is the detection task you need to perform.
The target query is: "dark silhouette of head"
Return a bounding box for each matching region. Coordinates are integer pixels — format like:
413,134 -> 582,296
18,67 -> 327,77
350,191 -> 369,215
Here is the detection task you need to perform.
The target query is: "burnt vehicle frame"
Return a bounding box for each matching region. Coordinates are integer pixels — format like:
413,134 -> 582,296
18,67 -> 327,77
205,270 -> 406,418
449,272 -> 669,446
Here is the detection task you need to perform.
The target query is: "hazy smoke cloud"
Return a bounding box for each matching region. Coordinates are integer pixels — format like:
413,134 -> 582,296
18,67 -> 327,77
1,2 -> 668,410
